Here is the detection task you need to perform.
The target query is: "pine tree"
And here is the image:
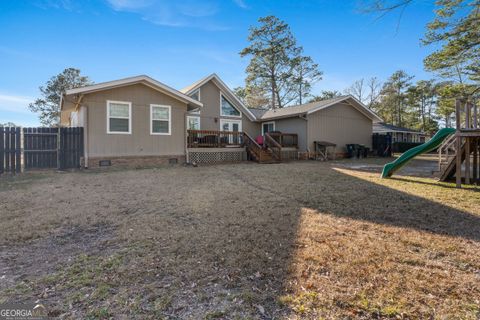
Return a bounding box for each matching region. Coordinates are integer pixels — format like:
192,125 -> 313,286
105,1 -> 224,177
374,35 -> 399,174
28,68 -> 92,126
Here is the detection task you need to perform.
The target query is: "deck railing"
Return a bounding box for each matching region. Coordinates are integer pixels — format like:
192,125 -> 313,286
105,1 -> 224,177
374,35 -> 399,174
243,132 -> 263,160
268,132 -> 298,148
265,132 -> 282,161
187,130 -> 299,150
187,130 -> 243,148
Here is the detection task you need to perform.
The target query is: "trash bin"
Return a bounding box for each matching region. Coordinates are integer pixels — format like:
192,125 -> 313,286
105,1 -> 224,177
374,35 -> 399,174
357,145 -> 365,158
363,147 -> 369,158
346,144 -> 355,158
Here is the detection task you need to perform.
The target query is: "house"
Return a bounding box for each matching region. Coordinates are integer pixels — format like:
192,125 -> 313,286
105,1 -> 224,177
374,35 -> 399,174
373,122 -> 429,143
61,74 -> 381,168
250,95 -> 382,154
61,75 -> 202,168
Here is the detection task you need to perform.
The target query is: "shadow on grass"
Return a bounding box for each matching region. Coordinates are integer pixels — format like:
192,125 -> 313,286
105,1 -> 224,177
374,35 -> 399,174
211,163 -> 480,316
319,167 -> 480,242
390,176 -> 480,191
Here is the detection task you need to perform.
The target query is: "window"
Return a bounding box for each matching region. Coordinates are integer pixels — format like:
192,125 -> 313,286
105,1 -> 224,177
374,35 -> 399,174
262,121 -> 275,135
190,89 -> 200,101
150,104 -> 171,135
107,100 -> 131,134
187,116 -> 200,130
220,94 -> 241,117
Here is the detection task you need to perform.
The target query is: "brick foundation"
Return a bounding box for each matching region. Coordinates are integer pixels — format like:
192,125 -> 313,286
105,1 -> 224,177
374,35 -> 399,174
86,155 -> 185,169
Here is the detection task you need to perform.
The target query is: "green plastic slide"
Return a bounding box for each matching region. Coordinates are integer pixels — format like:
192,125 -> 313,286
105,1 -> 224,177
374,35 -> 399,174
381,127 -> 456,178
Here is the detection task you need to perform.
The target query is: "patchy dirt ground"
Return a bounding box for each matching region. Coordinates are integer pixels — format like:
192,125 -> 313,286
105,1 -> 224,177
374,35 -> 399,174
0,157 -> 479,319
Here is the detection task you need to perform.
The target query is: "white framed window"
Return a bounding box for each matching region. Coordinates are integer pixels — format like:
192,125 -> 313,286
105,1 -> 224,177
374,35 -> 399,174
262,121 -> 275,135
187,116 -> 200,130
220,93 -> 241,117
190,88 -> 200,101
107,100 -> 131,134
150,104 -> 171,135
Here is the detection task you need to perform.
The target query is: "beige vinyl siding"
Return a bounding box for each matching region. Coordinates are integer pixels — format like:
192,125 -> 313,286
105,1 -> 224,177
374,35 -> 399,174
84,83 -> 187,157
307,102 -> 372,152
265,117 -> 308,151
242,114 -> 261,137
195,79 -> 261,137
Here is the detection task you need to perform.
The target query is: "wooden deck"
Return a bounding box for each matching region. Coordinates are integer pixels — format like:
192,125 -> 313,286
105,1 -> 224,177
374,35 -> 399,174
187,130 -> 299,164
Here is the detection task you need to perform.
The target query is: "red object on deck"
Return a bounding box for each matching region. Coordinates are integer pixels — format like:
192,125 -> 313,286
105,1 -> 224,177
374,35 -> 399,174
256,135 -> 264,145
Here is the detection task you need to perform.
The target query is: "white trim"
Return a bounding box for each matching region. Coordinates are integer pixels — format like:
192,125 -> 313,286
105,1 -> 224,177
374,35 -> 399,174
186,115 -> 201,130
261,121 -> 275,135
220,93 -> 242,118
106,100 -> 132,134
190,88 -> 201,101
188,109 -> 201,115
150,104 -> 172,135
182,73 -> 257,121
219,118 -> 242,132
66,75 -> 203,108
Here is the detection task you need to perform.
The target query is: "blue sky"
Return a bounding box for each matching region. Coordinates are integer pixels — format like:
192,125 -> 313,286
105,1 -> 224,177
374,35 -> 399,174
0,0 -> 436,126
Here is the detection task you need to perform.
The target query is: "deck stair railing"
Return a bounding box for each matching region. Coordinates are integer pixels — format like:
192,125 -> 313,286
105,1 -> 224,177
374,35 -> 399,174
243,132 -> 263,161
264,132 -> 282,161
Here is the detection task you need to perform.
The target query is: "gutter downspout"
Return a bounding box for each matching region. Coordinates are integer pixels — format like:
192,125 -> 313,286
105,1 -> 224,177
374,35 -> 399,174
299,114 -> 308,152
83,105 -> 89,169
185,111 -> 189,164
71,94 -> 88,169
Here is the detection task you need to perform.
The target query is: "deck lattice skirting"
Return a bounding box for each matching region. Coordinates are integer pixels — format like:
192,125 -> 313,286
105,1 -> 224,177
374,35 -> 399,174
188,148 -> 247,164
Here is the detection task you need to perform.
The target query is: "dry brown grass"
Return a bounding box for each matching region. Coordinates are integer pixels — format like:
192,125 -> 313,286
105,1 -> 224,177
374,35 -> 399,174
0,158 -> 479,319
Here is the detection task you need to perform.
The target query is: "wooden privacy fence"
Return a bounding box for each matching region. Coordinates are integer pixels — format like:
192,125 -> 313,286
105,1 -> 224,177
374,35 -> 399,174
0,127 -> 21,174
0,127 -> 83,174
24,128 -> 58,169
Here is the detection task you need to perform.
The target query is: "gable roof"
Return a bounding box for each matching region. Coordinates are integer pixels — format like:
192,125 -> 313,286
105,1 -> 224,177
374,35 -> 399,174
180,73 -> 257,121
64,75 -> 203,109
373,122 -> 425,134
259,95 -> 383,122
249,108 -> 268,119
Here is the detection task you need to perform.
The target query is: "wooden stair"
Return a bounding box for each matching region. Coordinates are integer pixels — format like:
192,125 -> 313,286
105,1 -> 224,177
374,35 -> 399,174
243,132 -> 281,164
439,139 -> 471,181
249,148 -> 280,164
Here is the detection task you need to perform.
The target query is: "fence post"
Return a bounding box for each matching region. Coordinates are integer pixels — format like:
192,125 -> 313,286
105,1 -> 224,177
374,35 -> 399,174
0,127 -> 4,174
57,127 -> 61,170
10,127 -> 16,174
15,127 -> 21,173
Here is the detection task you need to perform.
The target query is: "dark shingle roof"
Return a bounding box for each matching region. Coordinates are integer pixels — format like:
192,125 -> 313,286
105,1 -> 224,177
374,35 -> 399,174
248,108 -> 268,118
373,122 -> 423,134
259,96 -> 349,120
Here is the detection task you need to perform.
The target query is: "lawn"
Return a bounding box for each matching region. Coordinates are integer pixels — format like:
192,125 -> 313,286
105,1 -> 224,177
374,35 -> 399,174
0,158 -> 479,319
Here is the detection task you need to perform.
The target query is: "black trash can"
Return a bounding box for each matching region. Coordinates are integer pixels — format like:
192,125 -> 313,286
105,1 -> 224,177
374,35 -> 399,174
363,147 -> 369,158
357,145 -> 365,158
346,144 -> 355,158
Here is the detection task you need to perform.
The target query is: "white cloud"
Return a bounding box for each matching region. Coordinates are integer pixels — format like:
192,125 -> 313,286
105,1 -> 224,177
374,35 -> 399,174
106,0 -> 155,11
105,0 -> 225,29
0,93 -> 34,114
34,0 -> 78,11
232,0 -> 248,9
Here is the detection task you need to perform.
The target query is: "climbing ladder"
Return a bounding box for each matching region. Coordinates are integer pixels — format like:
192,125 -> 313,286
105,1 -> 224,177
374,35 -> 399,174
438,99 -> 480,187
